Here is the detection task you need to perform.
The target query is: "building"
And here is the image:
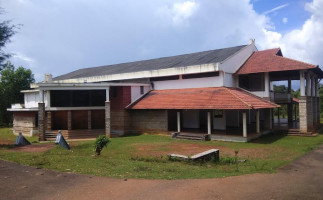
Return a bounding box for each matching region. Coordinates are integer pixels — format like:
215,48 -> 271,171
8,40 -> 322,142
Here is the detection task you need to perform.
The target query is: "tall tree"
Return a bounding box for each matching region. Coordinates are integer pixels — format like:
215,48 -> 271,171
0,62 -> 34,125
0,8 -> 16,70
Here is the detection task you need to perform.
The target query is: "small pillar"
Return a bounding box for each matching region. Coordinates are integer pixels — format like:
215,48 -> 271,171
207,111 -> 211,135
88,110 -> 92,130
38,103 -> 45,141
105,101 -> 111,137
242,112 -> 247,138
67,111 -> 72,131
177,111 -> 181,132
256,110 -> 260,134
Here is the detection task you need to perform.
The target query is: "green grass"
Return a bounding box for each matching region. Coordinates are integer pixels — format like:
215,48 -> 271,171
0,128 -> 322,179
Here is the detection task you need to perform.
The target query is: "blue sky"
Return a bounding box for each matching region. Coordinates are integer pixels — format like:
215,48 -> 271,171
1,0 -> 322,83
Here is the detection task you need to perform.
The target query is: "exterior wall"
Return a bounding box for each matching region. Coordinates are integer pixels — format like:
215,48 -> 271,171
24,91 -> 48,108
223,72 -> 236,87
219,43 -> 257,73
153,76 -> 223,90
13,111 -> 37,136
110,86 -> 131,135
226,110 -> 239,127
131,86 -> 150,102
129,110 -> 168,133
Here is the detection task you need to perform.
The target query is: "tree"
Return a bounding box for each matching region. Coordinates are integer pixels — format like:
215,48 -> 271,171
0,62 -> 34,125
0,8 -> 17,70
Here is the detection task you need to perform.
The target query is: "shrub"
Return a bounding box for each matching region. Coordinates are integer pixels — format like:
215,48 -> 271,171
94,135 -> 110,156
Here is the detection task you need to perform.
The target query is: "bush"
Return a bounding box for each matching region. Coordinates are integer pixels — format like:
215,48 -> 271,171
94,135 -> 110,156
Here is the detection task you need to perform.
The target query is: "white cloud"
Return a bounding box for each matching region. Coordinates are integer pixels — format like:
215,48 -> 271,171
157,1 -> 199,26
282,17 -> 288,24
12,52 -> 34,62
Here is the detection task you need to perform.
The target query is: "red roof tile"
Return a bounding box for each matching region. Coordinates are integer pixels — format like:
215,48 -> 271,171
128,87 -> 278,110
236,48 -> 318,74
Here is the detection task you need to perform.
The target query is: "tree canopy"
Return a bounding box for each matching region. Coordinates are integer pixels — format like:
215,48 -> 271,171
0,62 -> 35,125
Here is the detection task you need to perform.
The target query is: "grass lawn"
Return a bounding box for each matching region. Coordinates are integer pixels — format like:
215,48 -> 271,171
0,127 -> 322,179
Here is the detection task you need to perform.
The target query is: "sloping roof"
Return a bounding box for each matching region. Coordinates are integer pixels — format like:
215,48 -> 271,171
128,87 -> 278,110
54,45 -> 247,81
236,48 -> 319,74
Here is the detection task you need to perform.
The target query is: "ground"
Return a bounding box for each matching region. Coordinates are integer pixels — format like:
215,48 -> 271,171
1,144 -> 322,200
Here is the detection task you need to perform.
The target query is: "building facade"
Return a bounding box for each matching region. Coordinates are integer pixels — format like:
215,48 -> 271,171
8,40 -> 322,142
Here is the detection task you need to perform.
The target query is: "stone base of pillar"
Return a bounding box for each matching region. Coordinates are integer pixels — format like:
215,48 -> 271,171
38,103 -> 46,141
105,101 -> 111,137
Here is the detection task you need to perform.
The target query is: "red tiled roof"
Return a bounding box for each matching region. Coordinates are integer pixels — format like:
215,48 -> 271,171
292,97 -> 299,103
236,48 -> 318,74
128,87 -> 278,110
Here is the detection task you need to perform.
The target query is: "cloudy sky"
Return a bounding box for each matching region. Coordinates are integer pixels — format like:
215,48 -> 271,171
1,0 -> 322,82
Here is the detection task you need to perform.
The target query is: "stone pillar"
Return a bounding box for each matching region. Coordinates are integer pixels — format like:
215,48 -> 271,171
299,96 -> 308,133
177,111 -> 181,132
67,111 -> 72,131
256,110 -> 260,134
207,111 -> 211,135
88,110 -> 92,130
317,97 -> 321,126
312,97 -> 317,126
46,111 -> 52,131
242,112 -> 247,137
38,103 -> 45,141
105,101 -> 111,137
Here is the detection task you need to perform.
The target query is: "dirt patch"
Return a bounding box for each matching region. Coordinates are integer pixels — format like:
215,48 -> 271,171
8,143 -> 56,153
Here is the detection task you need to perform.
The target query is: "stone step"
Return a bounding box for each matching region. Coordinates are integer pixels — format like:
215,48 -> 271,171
175,133 -> 208,141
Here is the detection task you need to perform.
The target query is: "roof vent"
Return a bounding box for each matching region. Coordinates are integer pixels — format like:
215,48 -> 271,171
44,74 -> 53,83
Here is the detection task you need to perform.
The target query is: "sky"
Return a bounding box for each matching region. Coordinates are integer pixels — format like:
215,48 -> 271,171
1,0 -> 322,83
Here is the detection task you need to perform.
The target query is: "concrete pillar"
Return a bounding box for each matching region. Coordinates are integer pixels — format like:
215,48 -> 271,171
67,111 -> 72,131
316,78 -> 319,97
256,110 -> 260,134
88,110 -> 92,130
39,90 -> 44,103
105,101 -> 111,137
264,72 -> 270,97
242,112 -> 247,137
46,91 -> 51,108
300,70 -> 305,96
177,111 -> 181,132
38,103 -> 45,141
311,75 -> 316,97
207,111 -> 211,135
106,88 -> 110,101
306,72 -> 311,96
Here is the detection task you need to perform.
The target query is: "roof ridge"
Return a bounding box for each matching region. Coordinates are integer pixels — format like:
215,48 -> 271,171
224,87 -> 253,109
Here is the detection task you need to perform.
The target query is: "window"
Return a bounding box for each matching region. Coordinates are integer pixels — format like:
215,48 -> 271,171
214,110 -> 223,118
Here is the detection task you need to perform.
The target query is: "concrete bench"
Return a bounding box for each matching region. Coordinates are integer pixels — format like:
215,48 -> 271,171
168,149 -> 220,162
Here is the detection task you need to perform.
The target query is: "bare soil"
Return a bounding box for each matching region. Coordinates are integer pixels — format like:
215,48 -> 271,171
1,144 -> 322,200
7,143 -> 56,153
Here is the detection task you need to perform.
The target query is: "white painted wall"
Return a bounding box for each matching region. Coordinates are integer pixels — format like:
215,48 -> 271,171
183,110 -> 199,128
223,72 -> 237,87
131,86 -> 151,102
213,110 -> 226,130
24,91 -> 48,108
219,43 -> 257,73
153,76 -> 223,90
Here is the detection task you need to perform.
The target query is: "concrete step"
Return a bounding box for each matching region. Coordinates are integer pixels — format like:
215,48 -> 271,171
175,133 -> 208,141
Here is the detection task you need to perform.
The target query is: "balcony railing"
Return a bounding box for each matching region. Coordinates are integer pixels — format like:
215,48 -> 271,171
270,92 -> 292,103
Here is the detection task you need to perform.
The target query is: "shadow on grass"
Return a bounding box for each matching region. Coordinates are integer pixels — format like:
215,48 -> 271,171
0,144 -> 16,149
251,132 -> 286,144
